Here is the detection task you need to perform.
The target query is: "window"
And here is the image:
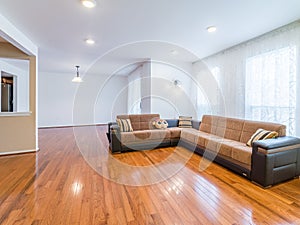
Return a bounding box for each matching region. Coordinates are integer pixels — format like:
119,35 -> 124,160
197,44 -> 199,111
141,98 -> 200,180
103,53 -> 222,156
245,46 -> 297,135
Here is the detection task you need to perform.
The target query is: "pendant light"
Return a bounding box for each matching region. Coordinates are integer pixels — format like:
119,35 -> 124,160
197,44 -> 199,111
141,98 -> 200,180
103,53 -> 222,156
72,66 -> 83,83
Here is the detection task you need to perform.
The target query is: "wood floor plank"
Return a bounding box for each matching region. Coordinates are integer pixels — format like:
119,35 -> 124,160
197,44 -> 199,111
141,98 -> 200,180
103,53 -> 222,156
0,126 -> 299,224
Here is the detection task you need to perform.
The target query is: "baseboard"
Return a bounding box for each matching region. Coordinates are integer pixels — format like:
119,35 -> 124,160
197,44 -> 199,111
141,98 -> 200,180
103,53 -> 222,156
38,124 -> 107,129
0,148 -> 39,157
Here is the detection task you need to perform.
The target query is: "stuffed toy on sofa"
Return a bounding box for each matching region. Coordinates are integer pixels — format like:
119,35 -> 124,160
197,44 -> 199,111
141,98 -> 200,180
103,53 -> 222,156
153,119 -> 168,129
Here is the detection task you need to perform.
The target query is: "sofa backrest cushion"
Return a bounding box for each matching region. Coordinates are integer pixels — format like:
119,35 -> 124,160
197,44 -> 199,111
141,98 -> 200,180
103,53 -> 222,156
240,120 -> 286,144
200,115 -> 244,141
117,114 -> 160,131
216,117 -> 245,141
200,115 -> 286,144
199,115 -> 219,134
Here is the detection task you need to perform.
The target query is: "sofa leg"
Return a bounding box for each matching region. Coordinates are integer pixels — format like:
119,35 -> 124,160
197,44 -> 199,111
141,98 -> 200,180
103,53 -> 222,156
109,146 -> 122,154
251,181 -> 272,189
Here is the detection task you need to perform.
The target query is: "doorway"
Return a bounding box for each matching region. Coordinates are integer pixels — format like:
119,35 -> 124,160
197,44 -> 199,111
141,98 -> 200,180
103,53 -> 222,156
1,72 -> 16,112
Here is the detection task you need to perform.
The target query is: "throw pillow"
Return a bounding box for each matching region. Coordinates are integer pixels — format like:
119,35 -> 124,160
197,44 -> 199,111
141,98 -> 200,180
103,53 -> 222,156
116,119 -> 133,132
178,116 -> 192,128
153,119 -> 168,129
246,128 -> 278,146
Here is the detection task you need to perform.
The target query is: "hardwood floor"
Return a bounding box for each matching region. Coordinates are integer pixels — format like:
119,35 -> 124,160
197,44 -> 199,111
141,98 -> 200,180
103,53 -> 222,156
0,126 -> 300,225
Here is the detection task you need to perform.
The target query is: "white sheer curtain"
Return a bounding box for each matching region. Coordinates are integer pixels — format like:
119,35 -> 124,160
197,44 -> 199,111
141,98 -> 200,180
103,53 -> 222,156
194,20 -> 300,136
194,65 -> 221,118
245,46 -> 297,135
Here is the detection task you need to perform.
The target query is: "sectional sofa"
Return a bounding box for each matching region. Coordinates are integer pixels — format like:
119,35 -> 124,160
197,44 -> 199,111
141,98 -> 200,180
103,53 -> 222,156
108,114 -> 300,187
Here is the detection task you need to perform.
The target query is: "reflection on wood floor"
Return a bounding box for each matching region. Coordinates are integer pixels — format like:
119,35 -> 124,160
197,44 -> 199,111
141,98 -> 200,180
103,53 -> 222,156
0,126 -> 299,224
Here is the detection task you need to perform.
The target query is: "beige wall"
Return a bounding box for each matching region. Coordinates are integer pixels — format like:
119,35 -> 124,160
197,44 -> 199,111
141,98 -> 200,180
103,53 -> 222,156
0,42 -> 37,154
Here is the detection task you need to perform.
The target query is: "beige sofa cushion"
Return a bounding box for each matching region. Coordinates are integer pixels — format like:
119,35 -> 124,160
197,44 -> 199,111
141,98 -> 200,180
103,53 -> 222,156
231,145 -> 252,166
199,115 -> 219,134
205,138 -> 241,158
218,140 -> 242,158
121,130 -> 151,143
117,114 -> 160,131
167,127 -> 182,139
197,132 -> 219,148
181,128 -> 200,143
200,115 -> 244,141
149,129 -> 171,140
240,120 -> 286,144
121,129 -> 170,145
218,117 -> 244,141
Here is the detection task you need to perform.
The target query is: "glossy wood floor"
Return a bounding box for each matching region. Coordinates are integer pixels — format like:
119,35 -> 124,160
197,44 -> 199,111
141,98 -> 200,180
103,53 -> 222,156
0,126 -> 300,225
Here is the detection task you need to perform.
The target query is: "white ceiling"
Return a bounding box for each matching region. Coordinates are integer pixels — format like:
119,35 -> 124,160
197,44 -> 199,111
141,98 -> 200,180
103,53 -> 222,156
0,0 -> 300,75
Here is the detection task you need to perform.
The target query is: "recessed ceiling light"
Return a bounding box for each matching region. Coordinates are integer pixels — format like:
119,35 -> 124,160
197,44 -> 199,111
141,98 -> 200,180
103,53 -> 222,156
81,0 -> 96,8
85,38 -> 95,45
207,26 -> 217,33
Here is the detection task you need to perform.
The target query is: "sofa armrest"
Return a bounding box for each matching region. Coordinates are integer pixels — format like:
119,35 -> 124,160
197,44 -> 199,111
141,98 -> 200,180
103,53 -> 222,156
191,120 -> 201,130
111,124 -> 120,132
110,124 -> 122,153
165,119 -> 201,129
165,119 -> 179,127
251,136 -> 300,187
107,122 -> 117,142
252,136 -> 300,154
108,122 -> 117,133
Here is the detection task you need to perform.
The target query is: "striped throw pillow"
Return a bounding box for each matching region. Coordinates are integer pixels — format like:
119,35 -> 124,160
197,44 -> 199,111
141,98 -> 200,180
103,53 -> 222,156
116,119 -> 133,132
178,116 -> 192,128
246,128 -> 278,146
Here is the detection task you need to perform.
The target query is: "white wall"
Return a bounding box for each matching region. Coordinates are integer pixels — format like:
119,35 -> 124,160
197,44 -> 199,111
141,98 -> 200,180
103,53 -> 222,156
0,60 -> 29,112
127,66 -> 142,114
38,72 -> 76,127
40,60 -> 216,127
151,61 -> 198,119
0,12 -> 39,151
38,72 -> 128,127
94,75 -> 128,124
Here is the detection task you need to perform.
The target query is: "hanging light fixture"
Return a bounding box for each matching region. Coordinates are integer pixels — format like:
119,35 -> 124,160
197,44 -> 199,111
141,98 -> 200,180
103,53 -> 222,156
72,66 -> 83,83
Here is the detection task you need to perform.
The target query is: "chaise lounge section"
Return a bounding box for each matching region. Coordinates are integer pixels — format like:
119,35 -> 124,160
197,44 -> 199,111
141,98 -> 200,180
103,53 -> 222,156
108,114 -> 300,187
179,115 -> 300,187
